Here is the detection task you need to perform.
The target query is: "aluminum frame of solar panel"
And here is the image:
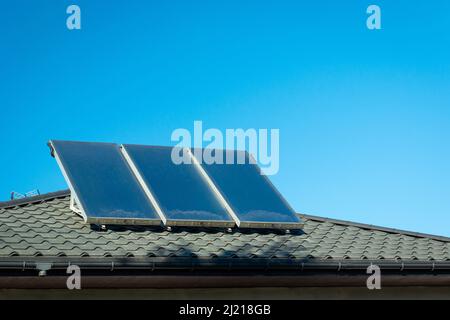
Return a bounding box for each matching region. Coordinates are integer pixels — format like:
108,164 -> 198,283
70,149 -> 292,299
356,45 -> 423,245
120,144 -> 235,228
49,140 -> 162,226
194,148 -> 303,229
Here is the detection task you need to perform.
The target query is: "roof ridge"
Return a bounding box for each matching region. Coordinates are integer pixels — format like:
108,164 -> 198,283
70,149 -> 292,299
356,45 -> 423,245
0,189 -> 70,209
300,214 -> 450,243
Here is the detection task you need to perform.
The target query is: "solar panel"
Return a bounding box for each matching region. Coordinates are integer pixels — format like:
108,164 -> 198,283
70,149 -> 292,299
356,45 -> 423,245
49,140 -> 162,225
121,144 -> 235,227
197,149 -> 303,229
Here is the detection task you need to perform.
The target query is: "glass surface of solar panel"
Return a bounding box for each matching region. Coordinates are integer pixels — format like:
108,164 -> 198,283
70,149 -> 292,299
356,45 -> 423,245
121,144 -> 234,227
50,140 -> 161,225
197,149 -> 302,229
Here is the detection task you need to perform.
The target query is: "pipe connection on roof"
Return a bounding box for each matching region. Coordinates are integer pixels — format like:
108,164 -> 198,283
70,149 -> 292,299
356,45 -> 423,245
35,262 -> 52,277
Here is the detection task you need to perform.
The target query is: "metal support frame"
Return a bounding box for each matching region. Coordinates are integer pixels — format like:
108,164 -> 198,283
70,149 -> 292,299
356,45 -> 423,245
69,195 -> 83,216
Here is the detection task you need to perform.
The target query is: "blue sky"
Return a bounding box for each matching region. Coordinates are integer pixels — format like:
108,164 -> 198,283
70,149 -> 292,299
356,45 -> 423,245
1,1 -> 449,236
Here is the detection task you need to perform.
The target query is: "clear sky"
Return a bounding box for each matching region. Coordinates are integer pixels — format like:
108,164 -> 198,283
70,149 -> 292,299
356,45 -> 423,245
1,1 -> 449,236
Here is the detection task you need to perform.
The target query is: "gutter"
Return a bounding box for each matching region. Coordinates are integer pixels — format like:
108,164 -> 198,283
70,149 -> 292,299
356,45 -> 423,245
1,257 -> 450,272
1,274 -> 450,289
1,258 -> 450,289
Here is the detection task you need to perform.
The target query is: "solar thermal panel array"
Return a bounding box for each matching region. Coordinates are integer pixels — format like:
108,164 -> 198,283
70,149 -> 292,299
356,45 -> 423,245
49,140 -> 303,229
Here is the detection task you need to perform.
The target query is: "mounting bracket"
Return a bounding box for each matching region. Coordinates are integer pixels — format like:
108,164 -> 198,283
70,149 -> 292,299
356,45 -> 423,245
70,195 -> 83,216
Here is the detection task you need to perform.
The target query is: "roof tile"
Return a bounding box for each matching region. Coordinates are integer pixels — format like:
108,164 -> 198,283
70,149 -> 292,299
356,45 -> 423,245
0,194 -> 449,261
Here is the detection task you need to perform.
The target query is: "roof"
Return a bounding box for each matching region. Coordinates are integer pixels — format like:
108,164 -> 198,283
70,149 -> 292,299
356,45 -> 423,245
1,190 -> 449,263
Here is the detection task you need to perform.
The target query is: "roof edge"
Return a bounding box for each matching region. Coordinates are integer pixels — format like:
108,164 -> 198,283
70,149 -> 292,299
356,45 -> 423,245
300,213 -> 450,243
0,189 -> 70,209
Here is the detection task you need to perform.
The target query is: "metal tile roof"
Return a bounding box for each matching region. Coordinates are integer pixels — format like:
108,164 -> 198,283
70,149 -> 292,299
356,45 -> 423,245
0,191 -> 449,261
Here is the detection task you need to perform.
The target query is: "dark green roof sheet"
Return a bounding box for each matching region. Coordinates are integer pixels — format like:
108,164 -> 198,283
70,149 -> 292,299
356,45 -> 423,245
0,191 -> 449,261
